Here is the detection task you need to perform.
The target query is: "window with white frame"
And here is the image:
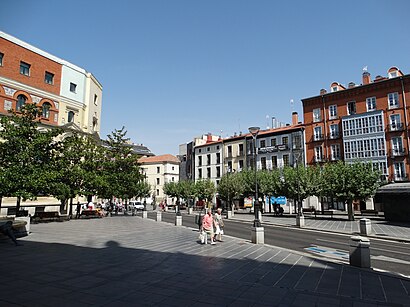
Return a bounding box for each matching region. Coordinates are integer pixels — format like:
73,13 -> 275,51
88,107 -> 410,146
314,126 -> 323,141
198,169 -> 202,179
372,161 -> 388,177
342,113 -> 383,137
198,156 -> 202,166
271,156 -> 277,168
331,144 -> 341,160
329,124 -> 339,138
331,86 -> 338,92
388,92 -> 399,109
366,97 -> 376,111
347,101 -> 356,115
394,162 -> 406,180
0,52 -> 3,66
314,146 -> 323,162
392,137 -> 404,155
313,108 -> 321,122
261,157 -> 267,170
329,105 -> 337,119
390,114 -> 401,131
344,137 -> 386,160
69,82 -> 77,93
20,61 -> 30,76
283,154 -> 289,166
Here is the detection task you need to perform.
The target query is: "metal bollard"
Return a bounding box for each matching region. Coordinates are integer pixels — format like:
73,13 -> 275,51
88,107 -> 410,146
349,236 -> 371,268
360,218 -> 372,236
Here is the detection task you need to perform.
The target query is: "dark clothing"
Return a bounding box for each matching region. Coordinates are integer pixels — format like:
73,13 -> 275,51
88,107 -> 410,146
0,221 -> 19,246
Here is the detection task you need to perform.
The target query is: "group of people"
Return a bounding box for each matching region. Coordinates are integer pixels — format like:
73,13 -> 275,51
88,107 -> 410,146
200,208 -> 224,245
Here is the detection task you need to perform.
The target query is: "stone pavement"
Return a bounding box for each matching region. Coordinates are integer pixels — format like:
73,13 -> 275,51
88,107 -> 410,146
1,216 -> 410,306
229,212 -> 410,243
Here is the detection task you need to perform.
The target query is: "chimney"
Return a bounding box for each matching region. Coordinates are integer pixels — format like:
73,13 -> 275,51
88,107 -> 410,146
272,117 -> 277,129
348,82 -> 356,88
362,71 -> 371,85
320,88 -> 327,95
207,133 -> 212,142
292,112 -> 298,125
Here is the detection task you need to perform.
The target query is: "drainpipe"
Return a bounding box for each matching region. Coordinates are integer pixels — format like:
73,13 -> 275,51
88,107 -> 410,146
322,95 -> 328,160
400,77 -> 410,159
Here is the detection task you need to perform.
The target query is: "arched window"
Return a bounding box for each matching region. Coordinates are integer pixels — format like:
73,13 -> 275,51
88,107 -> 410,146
16,95 -> 27,111
42,102 -> 51,119
67,111 -> 75,123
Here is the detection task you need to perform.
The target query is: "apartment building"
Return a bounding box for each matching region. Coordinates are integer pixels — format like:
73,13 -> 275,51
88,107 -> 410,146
302,67 -> 410,182
138,154 -> 180,204
194,139 -> 223,185
0,31 -> 102,135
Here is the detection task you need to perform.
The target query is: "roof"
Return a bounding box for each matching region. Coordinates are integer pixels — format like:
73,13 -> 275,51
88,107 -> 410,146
138,154 -> 180,164
376,183 -> 410,195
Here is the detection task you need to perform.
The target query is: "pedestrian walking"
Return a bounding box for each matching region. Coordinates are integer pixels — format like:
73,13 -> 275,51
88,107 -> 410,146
201,208 -> 216,245
75,202 -> 81,219
214,208 -> 224,242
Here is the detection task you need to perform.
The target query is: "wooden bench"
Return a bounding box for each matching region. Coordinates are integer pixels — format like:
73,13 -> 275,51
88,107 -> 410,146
80,210 -> 102,218
32,211 -> 69,223
360,209 -> 378,216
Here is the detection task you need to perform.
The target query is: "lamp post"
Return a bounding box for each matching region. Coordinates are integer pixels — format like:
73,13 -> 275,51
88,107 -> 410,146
249,126 -> 261,228
294,151 -> 305,227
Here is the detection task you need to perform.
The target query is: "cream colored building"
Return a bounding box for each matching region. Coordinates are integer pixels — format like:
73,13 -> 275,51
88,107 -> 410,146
138,154 -> 180,204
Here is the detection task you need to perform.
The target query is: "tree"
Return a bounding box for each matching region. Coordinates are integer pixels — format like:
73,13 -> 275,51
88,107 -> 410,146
178,180 -> 195,207
194,179 -> 216,208
0,104 -> 63,211
217,172 -> 244,210
257,169 -> 282,212
321,161 -> 381,221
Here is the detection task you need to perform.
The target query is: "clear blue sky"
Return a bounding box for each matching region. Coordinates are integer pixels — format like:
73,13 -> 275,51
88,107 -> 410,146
1,0 -> 409,155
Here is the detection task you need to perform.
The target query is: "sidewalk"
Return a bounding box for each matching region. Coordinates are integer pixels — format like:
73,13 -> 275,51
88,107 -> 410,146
230,212 -> 410,243
1,216 -> 409,306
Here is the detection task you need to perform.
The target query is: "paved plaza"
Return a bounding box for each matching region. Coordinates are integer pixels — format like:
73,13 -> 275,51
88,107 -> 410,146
1,215 -> 410,306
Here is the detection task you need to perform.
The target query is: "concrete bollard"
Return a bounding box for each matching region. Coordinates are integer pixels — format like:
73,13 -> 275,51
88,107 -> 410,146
142,211 -> 148,219
349,236 -> 371,268
258,211 -> 263,222
227,210 -> 233,219
15,216 -> 30,235
296,215 -> 305,228
360,218 -> 372,236
251,227 -> 264,244
156,211 -> 162,222
188,207 -> 193,215
175,215 -> 182,226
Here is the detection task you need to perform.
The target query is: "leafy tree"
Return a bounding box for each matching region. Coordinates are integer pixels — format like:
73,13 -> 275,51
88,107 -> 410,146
217,172 -> 244,210
178,180 -> 195,207
321,161 -> 381,221
0,104 -> 63,211
258,168 -> 282,211
194,179 -> 216,208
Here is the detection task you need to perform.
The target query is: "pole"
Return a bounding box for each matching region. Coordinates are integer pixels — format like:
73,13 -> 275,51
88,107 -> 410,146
253,134 -> 261,227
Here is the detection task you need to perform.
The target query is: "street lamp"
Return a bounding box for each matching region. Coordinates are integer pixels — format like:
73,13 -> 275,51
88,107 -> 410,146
249,126 -> 261,227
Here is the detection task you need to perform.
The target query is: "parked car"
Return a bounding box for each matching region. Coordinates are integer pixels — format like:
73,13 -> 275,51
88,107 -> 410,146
129,201 -> 144,211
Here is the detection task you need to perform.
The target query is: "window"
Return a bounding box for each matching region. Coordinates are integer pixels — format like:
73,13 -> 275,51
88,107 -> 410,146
347,101 -> 356,115
94,94 -> 98,105
45,72 -> 54,84
156,178 -> 160,185
329,124 -> 339,139
20,61 -> 30,76
216,153 -> 220,164
331,144 -> 341,161
272,156 -> 278,168
198,169 -> 202,179
394,162 -> 406,180
366,97 -> 376,112
238,144 -> 244,156
207,167 -> 211,178
172,166 -> 175,170
283,154 -> 289,166
282,136 -> 288,146
70,82 -> 77,93
390,114 -> 401,131
388,92 -> 399,109
207,147 -> 210,152
261,157 -> 267,170
292,134 -> 302,149
313,108 -> 321,122
389,71 -> 398,78
67,111 -> 75,123
392,137 -> 404,156
271,138 -> 276,146
156,189 -> 160,196
260,140 -> 266,148
172,177 -> 175,182
157,167 -> 160,173
239,160 -> 244,170
227,161 -> 232,172
0,52 -> 3,66
329,105 -> 337,119
198,156 -> 202,166
216,166 -> 221,177
16,94 -> 26,111
331,86 -> 338,92
42,102 -> 51,118
314,126 -> 323,141
315,146 -> 323,162
227,146 -> 232,157
207,154 -> 211,165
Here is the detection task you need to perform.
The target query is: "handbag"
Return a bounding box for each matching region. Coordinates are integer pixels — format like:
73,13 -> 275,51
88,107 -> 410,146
199,231 -> 205,243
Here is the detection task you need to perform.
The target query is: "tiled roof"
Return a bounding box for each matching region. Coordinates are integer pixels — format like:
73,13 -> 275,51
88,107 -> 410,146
138,154 -> 180,164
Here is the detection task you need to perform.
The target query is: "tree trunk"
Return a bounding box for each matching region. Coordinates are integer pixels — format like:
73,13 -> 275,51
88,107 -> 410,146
347,200 -> 355,221
0,197 -> 2,213
16,196 -> 21,212
69,198 -> 73,216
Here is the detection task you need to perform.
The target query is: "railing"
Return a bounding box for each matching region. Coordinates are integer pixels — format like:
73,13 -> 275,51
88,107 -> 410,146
391,149 -> 406,157
328,132 -> 340,139
389,123 -> 404,132
313,134 -> 324,141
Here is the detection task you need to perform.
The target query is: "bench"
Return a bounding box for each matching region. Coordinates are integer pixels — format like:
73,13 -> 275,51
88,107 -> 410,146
302,208 -> 316,215
314,210 -> 334,219
0,219 -> 28,242
32,211 -> 69,223
361,210 -> 378,216
80,210 -> 102,218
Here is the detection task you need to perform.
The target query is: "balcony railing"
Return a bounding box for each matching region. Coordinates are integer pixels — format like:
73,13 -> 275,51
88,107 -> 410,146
394,175 -> 408,182
328,132 -> 340,139
391,149 -> 406,157
389,123 -> 404,132
312,134 -> 324,141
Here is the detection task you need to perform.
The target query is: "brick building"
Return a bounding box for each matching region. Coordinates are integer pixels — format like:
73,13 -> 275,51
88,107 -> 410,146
302,66 -> 410,182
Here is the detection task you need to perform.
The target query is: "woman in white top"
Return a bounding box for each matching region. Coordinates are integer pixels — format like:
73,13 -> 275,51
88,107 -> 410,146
214,208 -> 224,242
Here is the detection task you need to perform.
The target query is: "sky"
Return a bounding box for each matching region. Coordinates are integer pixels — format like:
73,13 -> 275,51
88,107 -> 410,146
1,0 -> 410,156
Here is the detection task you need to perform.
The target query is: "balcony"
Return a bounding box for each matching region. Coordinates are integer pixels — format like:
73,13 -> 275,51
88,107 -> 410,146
312,134 -> 324,142
328,132 -> 340,139
258,146 -> 279,154
394,175 -> 408,182
330,156 -> 341,161
314,156 -> 323,163
237,151 -> 245,157
391,149 -> 406,157
389,123 -> 404,132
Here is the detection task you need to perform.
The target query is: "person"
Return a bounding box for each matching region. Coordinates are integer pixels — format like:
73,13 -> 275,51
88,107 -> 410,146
0,221 -> 21,246
214,208 -> 224,242
201,208 -> 216,245
75,202 -> 81,219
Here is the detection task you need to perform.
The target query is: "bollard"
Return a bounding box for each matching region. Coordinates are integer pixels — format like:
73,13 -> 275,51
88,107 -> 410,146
296,215 -> 305,228
349,236 -> 371,268
227,210 -> 233,219
175,215 -> 182,226
156,211 -> 162,222
188,207 -> 193,215
142,211 -> 148,219
251,227 -> 264,244
258,211 -> 263,222
360,218 -> 372,236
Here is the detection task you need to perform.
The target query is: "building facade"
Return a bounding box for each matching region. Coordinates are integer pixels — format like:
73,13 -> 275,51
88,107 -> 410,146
138,154 -> 180,204
302,67 -> 410,182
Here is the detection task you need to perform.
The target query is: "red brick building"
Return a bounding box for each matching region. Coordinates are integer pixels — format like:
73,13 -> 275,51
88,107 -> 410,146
302,67 -> 410,182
